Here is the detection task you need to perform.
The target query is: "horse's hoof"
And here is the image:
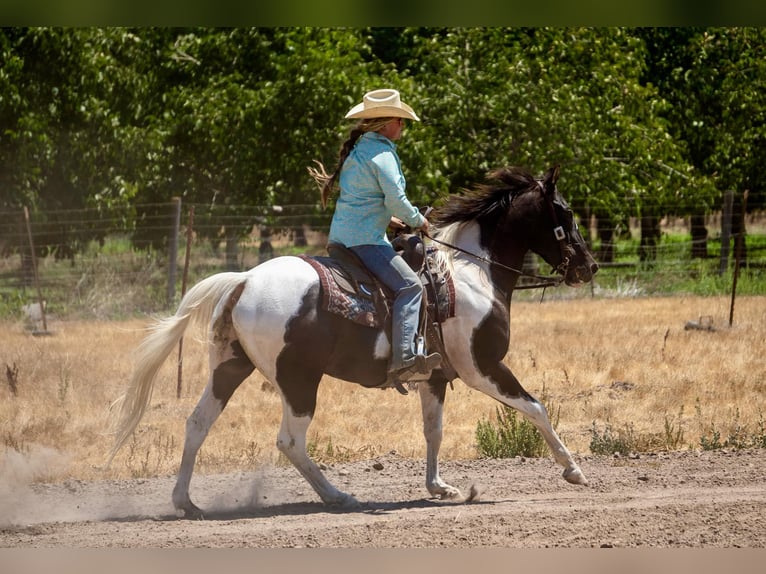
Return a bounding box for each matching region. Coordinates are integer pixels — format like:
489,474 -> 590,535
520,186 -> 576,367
441,487 -> 462,500
429,484 -> 462,500
563,467 -> 588,486
326,493 -> 359,508
175,503 -> 205,519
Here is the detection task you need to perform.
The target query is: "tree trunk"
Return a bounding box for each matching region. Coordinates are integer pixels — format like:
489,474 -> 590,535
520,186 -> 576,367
639,215 -> 661,263
259,227 -> 274,264
690,214 -> 708,259
594,215 -> 615,263
293,226 -> 307,248
225,228 -> 239,271
732,195 -> 748,266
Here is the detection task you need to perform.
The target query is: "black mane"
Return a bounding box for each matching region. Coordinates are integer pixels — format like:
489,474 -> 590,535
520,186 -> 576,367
433,166 -> 540,227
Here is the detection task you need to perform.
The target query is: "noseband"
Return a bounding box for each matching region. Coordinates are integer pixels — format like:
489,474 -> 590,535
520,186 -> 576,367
537,179 -> 575,278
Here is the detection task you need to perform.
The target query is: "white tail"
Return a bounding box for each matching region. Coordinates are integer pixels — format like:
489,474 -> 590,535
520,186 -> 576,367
107,272 -> 247,465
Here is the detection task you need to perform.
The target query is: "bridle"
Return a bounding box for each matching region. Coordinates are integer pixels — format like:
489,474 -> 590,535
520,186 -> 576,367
538,179 -> 576,278
421,179 -> 576,291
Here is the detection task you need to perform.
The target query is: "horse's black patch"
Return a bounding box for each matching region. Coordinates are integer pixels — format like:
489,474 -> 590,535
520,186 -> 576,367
471,296 -> 531,400
211,340 -> 255,406
275,283 -> 335,417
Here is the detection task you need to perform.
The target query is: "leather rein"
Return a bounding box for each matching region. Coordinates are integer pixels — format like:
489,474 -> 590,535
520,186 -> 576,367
421,183 -> 573,292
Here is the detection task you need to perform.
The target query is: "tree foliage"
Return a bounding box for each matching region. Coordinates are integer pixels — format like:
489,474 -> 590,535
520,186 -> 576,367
1,27 -> 762,258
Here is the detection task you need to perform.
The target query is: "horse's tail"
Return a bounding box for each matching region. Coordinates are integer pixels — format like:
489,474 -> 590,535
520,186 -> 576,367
107,271 -> 248,466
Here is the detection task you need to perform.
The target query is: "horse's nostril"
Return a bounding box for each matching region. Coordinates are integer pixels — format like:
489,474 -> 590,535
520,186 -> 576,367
591,263 -> 599,274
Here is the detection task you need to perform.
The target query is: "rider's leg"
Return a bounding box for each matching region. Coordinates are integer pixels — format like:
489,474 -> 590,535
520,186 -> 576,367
350,244 -> 440,374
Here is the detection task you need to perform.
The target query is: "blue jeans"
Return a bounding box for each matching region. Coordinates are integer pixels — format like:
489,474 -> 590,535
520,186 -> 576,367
350,244 -> 422,371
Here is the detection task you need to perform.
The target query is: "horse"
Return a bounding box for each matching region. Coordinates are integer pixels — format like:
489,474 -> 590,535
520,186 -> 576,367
108,165 -> 598,518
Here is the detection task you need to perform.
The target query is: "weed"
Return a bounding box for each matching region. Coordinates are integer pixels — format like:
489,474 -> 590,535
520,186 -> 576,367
662,407 -> 686,451
589,422 -> 637,455
4,431 -> 27,453
475,396 -> 558,459
57,361 -> 72,404
5,362 -> 19,396
696,401 -> 766,451
124,430 -> 176,478
754,412 -> 766,449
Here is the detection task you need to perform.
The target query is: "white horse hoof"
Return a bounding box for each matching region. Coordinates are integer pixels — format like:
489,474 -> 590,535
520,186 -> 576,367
439,485 -> 462,500
428,483 -> 462,500
563,467 -> 588,486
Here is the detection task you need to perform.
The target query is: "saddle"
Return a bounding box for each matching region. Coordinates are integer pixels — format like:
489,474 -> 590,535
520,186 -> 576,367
297,233 -> 457,386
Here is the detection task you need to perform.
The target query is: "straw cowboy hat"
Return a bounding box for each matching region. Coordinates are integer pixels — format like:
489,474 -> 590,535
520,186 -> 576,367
345,88 -> 420,121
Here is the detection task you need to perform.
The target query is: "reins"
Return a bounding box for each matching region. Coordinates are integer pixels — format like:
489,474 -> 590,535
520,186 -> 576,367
420,229 -> 564,291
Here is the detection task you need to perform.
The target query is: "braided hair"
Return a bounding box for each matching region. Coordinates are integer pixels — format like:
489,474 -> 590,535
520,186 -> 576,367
309,117 -> 395,208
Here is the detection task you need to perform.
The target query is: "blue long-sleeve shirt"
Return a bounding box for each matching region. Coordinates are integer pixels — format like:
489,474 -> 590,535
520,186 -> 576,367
328,131 -> 425,247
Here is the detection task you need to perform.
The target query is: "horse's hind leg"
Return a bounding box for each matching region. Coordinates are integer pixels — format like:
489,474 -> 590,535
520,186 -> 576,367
419,372 -> 462,499
172,315 -> 254,518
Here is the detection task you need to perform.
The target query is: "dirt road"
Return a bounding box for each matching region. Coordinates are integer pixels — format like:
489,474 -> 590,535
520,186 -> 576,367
2,448 -> 765,548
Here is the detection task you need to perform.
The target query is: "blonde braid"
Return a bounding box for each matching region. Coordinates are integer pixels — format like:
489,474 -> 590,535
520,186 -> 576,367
308,118 -> 397,208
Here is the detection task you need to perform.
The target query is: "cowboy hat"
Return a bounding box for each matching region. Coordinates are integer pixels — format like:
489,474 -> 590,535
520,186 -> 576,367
345,88 -> 420,121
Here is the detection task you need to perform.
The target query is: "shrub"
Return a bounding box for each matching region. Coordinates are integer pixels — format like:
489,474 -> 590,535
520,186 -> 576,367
475,398 -> 559,458
589,422 -> 637,455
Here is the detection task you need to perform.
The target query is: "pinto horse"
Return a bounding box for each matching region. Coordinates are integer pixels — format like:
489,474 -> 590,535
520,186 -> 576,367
109,165 -> 598,518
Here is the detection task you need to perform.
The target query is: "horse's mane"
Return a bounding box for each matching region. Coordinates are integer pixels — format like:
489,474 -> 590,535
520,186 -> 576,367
432,166 -> 539,227
428,166 -> 540,276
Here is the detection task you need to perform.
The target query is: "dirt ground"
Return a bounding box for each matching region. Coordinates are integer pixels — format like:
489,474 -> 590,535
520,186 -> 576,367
2,448 -> 765,548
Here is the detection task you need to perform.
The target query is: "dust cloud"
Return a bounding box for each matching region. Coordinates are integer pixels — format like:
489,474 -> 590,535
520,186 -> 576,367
1,447 -> 272,527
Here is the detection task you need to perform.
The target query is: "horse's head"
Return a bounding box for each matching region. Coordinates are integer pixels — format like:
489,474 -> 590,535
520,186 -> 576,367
432,165 -> 598,289
514,165 -> 598,287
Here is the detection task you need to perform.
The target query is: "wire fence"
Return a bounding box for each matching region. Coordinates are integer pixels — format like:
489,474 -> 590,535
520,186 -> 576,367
1,201 -> 765,323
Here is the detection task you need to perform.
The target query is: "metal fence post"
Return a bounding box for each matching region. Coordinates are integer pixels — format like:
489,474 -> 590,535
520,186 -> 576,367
167,197 -> 181,307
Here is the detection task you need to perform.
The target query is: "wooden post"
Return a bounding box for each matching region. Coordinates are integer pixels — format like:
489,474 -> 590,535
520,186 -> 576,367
719,190 -> 733,276
729,191 -> 748,327
167,197 -> 181,307
177,206 -> 194,399
23,207 -> 48,333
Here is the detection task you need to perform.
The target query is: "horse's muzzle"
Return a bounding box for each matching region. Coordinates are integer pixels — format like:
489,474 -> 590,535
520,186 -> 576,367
565,261 -> 598,286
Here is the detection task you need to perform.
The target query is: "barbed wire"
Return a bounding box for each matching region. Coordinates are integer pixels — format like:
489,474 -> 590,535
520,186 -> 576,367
1,202 -> 764,320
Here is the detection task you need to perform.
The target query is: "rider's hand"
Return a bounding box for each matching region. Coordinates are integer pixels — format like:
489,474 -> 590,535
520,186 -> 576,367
389,216 -> 406,229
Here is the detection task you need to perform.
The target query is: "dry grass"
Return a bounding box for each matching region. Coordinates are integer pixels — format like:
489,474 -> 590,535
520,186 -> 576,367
1,295 -> 765,483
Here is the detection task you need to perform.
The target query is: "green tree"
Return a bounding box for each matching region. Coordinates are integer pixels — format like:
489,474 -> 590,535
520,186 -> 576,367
407,28 -> 710,262
639,27 -> 766,260
0,28 -> 161,264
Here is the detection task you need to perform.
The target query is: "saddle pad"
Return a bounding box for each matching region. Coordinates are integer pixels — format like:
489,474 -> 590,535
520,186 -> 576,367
298,255 -> 381,328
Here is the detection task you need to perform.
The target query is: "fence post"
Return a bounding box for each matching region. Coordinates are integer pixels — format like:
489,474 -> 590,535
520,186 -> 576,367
23,207 -> 48,334
177,206 -> 194,399
729,191 -> 749,327
167,197 -> 181,307
719,190 -> 733,276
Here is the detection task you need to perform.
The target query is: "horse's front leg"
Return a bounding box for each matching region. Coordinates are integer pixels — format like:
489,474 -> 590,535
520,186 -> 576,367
465,361 -> 588,486
418,372 -> 462,499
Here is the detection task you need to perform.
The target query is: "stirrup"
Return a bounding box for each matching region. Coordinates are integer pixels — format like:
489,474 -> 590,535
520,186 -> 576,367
387,364 -> 416,395
413,352 -> 441,374
387,353 -> 442,396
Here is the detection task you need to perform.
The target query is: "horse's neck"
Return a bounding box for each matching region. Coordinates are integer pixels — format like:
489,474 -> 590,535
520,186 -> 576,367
436,221 -> 520,304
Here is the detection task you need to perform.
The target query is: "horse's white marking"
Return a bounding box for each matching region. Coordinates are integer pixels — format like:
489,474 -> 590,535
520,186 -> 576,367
231,257 -> 316,382
276,400 -> 354,505
373,331 -> 391,360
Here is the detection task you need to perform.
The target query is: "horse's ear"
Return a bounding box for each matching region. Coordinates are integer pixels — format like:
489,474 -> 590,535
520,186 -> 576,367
542,165 -> 560,193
